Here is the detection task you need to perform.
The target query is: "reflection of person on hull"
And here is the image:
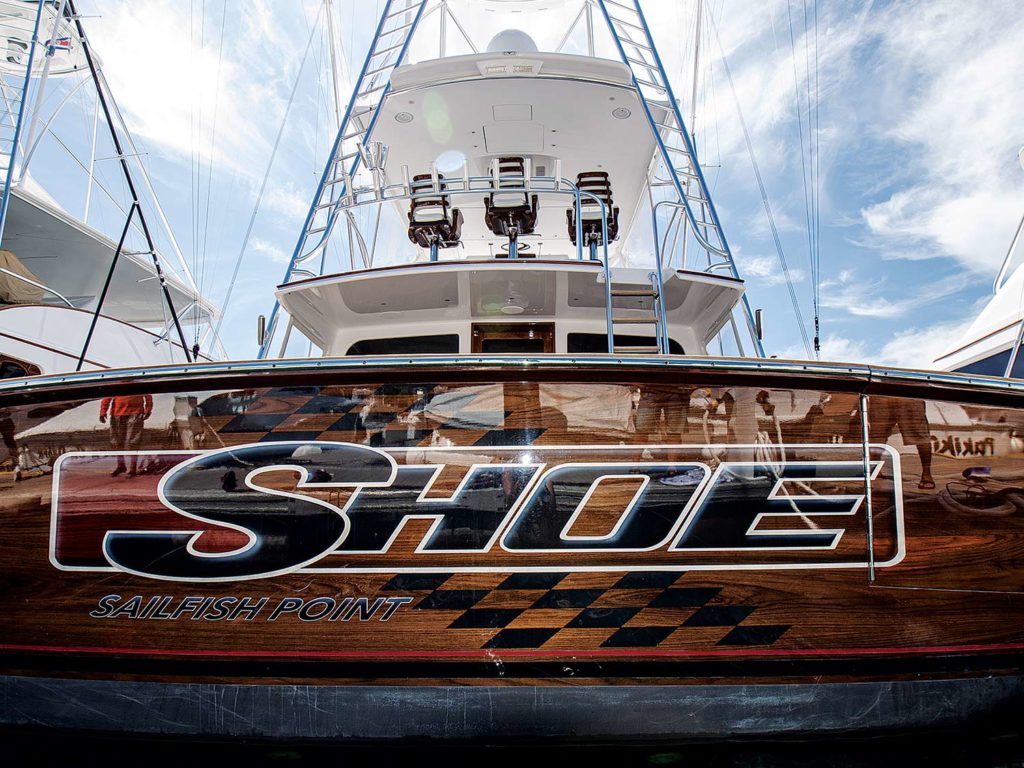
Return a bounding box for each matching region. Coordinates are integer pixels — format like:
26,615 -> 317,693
869,397 -> 935,491
99,394 -> 153,477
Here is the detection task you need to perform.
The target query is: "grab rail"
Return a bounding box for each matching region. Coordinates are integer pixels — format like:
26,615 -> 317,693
0,266 -> 74,308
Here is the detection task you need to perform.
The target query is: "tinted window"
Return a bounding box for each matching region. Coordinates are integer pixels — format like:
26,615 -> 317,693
567,333 -> 684,354
955,347 -> 1024,378
347,335 -> 459,356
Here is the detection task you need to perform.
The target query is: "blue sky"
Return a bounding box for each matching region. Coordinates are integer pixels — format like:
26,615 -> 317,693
68,0 -> 1024,366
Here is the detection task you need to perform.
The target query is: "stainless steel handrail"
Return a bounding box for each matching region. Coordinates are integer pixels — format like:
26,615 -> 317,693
300,175 -> 617,352
0,265 -> 74,307
4,353 -> 1024,398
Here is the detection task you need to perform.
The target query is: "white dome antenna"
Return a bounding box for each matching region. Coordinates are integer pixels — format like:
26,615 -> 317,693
486,29 -> 539,54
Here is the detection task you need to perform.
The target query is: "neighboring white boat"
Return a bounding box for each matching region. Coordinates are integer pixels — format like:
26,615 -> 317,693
0,0 -> 219,377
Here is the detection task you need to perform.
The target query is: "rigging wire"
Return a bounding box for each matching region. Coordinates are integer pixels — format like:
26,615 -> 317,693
213,5 -> 325,342
812,0 -> 822,359
786,0 -> 815,353
196,0 -> 228,347
708,13 -> 813,359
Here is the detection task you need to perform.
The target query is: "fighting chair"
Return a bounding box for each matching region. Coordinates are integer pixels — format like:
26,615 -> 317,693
566,171 -> 620,260
483,156 -> 538,259
407,173 -> 464,261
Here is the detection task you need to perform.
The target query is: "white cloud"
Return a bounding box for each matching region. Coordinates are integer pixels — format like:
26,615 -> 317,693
875,321 -> 972,370
741,254 -> 807,287
819,269 -> 965,320
778,322 -> 970,370
779,333 -> 866,363
855,1 -> 1024,273
81,0 -> 319,176
250,236 -> 289,264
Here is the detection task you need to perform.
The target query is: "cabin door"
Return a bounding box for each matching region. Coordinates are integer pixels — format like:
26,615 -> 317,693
471,323 -> 555,354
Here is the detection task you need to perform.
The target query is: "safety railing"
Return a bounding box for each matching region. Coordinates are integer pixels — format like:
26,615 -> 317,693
275,171 -> 619,354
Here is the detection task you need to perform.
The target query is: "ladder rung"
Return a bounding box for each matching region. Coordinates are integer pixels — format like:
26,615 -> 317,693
612,316 -> 657,324
623,42 -> 653,57
624,55 -> 659,72
359,83 -> 389,96
610,16 -> 646,33
654,122 -> 682,133
364,60 -> 397,78
306,226 -> 328,236
371,40 -> 407,57
383,2 -> 421,19
380,19 -> 416,36
633,76 -> 666,91
611,288 -> 657,297
665,145 -> 693,156
603,0 -> 639,13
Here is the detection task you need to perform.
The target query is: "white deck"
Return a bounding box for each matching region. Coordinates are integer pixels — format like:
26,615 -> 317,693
277,260 -> 743,356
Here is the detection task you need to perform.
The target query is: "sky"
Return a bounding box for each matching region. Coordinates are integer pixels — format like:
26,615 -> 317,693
59,0 -> 1024,366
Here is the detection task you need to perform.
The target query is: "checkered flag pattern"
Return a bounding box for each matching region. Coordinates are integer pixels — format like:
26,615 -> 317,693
382,571 -> 790,650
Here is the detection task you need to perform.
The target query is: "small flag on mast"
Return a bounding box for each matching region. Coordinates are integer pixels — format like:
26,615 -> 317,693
45,37 -> 72,54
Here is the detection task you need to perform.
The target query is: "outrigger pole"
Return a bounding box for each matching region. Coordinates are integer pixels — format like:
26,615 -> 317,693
65,0 -> 194,368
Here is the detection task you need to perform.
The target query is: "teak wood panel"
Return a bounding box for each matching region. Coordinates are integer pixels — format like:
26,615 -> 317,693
1,374 -> 1022,684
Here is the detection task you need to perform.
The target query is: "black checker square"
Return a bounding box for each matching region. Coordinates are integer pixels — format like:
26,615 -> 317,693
613,572 -> 682,590
381,573 -> 452,591
473,428 -> 544,446
648,587 -> 721,609
325,412 -> 367,431
531,589 -> 604,610
416,589 -> 487,611
449,608 -> 523,629
368,428 -> 433,447
717,625 -> 790,646
567,607 -> 641,629
601,626 -> 677,648
484,627 -> 559,649
296,395 -> 361,414
219,413 -> 291,433
259,431 -> 322,442
497,573 -> 566,590
683,605 -> 755,627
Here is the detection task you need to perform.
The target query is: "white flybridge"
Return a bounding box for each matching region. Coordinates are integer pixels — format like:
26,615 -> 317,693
258,0 -> 765,361
0,0 -> 221,377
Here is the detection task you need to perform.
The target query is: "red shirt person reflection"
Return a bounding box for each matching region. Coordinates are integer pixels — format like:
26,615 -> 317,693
99,394 -> 153,477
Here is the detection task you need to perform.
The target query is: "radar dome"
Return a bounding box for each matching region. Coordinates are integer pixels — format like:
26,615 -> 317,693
486,29 -> 539,54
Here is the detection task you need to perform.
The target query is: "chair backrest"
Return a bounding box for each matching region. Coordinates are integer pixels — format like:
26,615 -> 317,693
576,171 -> 614,220
410,174 -> 450,223
490,157 -> 529,209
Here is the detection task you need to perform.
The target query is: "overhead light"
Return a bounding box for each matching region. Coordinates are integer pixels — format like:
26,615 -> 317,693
395,112 -> 414,123
612,107 -> 631,119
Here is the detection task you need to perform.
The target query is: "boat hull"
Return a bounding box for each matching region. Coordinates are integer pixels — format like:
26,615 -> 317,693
1,357 -> 1023,742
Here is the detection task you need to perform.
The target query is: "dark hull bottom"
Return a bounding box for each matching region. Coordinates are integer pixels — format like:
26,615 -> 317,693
3,674 -> 1022,742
